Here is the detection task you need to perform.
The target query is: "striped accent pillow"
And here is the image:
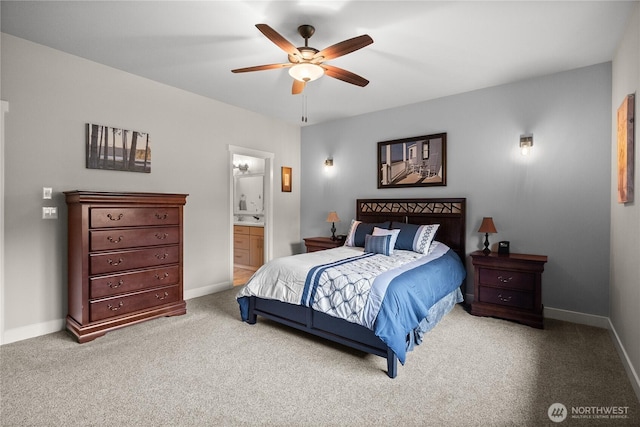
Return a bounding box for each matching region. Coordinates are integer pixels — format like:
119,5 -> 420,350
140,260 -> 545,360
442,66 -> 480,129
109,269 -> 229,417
364,234 -> 392,256
391,222 -> 440,254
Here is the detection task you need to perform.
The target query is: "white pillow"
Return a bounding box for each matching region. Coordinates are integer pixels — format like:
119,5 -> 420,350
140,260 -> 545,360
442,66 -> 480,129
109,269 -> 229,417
372,227 -> 400,254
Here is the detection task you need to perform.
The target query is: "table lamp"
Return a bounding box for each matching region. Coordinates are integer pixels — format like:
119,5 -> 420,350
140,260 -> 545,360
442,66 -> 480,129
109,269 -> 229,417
478,217 -> 497,255
326,211 -> 340,241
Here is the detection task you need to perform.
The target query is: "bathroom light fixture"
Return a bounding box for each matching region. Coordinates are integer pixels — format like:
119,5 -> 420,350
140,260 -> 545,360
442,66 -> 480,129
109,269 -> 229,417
325,157 -> 334,167
326,211 -> 340,240
289,63 -> 325,83
233,162 -> 249,173
520,135 -> 533,156
478,217 -> 497,255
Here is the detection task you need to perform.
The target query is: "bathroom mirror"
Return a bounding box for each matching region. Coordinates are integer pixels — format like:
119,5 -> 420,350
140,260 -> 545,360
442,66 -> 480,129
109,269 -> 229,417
234,174 -> 263,214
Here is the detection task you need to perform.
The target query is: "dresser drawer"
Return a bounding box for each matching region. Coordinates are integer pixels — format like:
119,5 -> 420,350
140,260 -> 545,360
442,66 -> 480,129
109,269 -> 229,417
478,286 -> 534,310
90,285 -> 181,322
478,268 -> 534,291
90,207 -> 180,228
90,226 -> 180,251
90,245 -> 180,275
90,265 -> 180,299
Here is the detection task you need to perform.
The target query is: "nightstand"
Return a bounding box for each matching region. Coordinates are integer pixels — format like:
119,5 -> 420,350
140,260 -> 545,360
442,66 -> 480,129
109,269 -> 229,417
470,250 -> 548,329
303,236 -> 345,252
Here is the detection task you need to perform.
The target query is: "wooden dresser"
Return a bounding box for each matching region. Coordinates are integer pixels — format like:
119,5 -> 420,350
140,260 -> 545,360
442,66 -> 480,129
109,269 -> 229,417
470,251 -> 547,329
65,191 -> 188,343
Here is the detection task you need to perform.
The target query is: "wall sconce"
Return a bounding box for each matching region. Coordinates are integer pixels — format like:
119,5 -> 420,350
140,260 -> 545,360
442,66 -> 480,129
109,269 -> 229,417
324,157 -> 334,167
519,135 -> 533,156
477,217 -> 497,255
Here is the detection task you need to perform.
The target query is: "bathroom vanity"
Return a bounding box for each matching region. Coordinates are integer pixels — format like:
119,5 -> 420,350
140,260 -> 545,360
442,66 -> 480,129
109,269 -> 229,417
234,224 -> 264,270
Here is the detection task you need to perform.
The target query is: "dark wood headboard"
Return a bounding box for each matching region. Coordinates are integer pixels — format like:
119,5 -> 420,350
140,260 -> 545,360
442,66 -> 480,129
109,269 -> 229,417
356,198 -> 466,260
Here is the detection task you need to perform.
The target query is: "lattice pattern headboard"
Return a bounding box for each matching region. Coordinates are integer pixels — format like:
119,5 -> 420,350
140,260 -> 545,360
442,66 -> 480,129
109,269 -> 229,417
356,198 -> 466,260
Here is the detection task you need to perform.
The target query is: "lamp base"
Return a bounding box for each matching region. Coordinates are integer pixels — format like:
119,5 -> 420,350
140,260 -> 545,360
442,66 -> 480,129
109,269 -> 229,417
482,233 -> 491,255
330,223 -> 337,241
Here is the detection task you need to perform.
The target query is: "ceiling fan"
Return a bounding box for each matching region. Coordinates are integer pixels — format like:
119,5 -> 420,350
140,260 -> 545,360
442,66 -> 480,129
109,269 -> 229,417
232,24 -> 373,94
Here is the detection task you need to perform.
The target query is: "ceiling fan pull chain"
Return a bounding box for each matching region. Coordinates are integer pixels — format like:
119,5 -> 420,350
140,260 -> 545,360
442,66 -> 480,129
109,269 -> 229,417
301,94 -> 308,122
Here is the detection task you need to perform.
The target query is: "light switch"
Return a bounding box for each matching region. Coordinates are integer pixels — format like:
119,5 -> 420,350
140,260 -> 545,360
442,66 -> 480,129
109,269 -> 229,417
43,187 -> 52,199
42,207 -> 58,219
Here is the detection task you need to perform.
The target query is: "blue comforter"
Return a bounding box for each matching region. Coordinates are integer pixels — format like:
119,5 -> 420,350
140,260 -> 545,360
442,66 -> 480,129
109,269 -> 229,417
373,249 -> 465,363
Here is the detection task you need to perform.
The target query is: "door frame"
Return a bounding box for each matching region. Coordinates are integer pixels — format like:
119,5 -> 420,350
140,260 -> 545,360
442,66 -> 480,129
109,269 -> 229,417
227,145 -> 274,284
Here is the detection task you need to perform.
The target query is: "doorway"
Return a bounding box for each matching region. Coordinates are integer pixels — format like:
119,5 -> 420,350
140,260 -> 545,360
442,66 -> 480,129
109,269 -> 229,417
228,145 -> 274,287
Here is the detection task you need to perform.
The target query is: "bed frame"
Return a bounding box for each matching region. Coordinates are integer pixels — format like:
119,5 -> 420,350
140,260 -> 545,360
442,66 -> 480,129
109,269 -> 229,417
244,198 -> 466,378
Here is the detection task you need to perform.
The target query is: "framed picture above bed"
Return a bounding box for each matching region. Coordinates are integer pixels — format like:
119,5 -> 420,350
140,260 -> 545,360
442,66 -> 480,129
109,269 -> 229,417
378,133 -> 446,188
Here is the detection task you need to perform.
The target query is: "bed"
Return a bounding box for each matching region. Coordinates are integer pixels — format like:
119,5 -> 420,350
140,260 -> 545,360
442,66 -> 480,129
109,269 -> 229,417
236,198 -> 466,378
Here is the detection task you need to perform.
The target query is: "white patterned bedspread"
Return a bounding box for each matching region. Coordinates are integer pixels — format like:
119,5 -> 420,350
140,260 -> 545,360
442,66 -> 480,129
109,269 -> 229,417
236,242 -> 451,329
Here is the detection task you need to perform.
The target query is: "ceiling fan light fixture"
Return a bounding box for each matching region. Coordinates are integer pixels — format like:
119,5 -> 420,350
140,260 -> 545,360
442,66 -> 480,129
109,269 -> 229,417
289,63 -> 324,82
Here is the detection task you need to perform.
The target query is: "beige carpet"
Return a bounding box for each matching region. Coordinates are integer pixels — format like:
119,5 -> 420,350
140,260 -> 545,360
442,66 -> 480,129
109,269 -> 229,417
1,287 -> 638,426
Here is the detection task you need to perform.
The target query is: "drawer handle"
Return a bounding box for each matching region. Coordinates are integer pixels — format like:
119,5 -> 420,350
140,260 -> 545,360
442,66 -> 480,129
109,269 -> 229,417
106,213 -> 123,221
108,279 -> 124,289
107,235 -> 124,244
155,292 -> 170,300
155,213 -> 169,220
155,233 -> 169,240
155,253 -> 169,260
107,301 -> 124,311
107,258 -> 124,266
497,293 -> 512,302
155,272 -> 169,280
497,275 -> 513,283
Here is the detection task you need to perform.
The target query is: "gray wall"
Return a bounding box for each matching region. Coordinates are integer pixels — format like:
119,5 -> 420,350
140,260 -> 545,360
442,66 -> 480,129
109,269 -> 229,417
611,2 -> 640,397
1,34 -> 301,340
301,63 -> 612,316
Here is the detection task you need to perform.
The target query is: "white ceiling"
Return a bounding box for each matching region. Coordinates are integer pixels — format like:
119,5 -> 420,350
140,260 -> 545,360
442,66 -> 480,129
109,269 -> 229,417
1,1 -> 636,126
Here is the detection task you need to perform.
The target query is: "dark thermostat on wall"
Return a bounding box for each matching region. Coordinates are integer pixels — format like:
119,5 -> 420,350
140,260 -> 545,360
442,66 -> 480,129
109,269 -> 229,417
498,241 -> 510,255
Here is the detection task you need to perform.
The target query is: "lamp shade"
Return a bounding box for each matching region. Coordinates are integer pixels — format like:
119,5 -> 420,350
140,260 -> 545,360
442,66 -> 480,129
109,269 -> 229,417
478,217 -> 497,234
289,63 -> 325,82
326,211 -> 340,223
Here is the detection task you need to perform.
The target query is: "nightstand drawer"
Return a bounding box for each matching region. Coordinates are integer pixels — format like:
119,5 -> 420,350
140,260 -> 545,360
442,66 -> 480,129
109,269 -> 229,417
478,286 -> 534,310
478,268 -> 534,291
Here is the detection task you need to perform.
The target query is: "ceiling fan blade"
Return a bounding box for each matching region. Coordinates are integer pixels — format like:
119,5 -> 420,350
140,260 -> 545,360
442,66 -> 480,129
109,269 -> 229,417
313,34 -> 373,61
292,79 -> 305,95
231,63 -> 293,73
256,24 -> 302,61
322,64 -> 369,87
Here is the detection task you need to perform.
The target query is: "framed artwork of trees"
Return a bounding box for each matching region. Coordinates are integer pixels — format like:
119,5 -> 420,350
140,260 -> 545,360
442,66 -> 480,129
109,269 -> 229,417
86,123 -> 151,173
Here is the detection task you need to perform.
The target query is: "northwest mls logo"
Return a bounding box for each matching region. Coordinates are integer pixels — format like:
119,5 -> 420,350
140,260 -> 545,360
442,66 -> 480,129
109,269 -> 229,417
548,403 -> 568,423
548,403 -> 630,422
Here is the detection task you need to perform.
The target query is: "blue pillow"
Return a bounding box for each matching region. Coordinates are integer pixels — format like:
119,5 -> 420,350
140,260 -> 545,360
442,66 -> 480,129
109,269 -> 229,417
372,227 -> 400,254
364,234 -> 392,256
390,222 -> 440,254
345,220 -> 391,247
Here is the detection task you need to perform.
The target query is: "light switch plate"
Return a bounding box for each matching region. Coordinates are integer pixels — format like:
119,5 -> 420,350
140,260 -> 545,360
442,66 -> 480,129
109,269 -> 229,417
43,187 -> 52,199
42,207 -> 58,219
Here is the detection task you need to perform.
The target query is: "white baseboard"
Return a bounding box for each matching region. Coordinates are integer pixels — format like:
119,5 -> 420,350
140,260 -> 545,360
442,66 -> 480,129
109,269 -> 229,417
543,306 -> 610,328
1,281 -> 232,345
608,319 -> 640,401
3,318 -> 65,345
184,281 -> 232,300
